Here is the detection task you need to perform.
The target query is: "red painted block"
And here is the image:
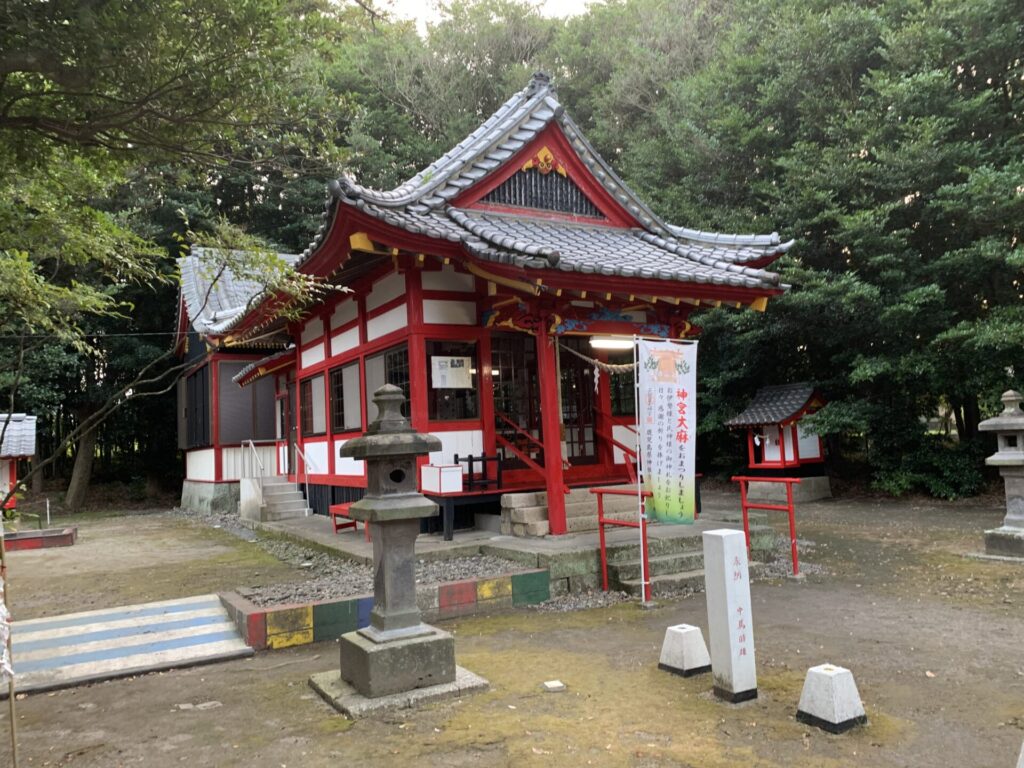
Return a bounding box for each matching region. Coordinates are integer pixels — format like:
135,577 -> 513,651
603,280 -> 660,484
438,580 -> 477,612
247,611 -> 267,650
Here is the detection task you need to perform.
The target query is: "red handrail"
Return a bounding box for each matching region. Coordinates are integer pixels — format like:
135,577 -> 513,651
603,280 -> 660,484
495,410 -> 570,470
495,433 -> 570,495
731,475 -> 802,576
591,487 -> 653,602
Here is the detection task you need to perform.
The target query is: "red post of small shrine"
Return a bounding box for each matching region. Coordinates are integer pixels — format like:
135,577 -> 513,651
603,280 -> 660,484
535,328 -> 567,535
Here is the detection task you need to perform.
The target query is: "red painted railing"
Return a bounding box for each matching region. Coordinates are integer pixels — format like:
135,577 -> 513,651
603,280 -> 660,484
591,487 -> 653,602
731,475 -> 802,576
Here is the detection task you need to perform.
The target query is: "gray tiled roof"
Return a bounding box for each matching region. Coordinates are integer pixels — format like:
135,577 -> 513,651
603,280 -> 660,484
300,73 -> 792,291
179,247 -> 300,336
725,383 -> 818,428
232,345 -> 295,384
0,414 -> 37,458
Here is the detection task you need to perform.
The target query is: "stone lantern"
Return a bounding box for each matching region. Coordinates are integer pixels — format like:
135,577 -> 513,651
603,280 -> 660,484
336,385 -> 455,700
979,390 -> 1024,557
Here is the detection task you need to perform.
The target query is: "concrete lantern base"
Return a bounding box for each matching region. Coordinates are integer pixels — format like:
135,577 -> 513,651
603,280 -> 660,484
984,527 -> 1024,558
658,624 -> 711,678
310,666 -> 488,719
338,625 -> 455,699
796,663 -> 867,734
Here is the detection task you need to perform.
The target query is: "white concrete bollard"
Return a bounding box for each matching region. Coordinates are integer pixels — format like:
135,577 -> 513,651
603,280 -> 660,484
658,624 -> 711,677
796,663 -> 867,733
702,529 -> 757,702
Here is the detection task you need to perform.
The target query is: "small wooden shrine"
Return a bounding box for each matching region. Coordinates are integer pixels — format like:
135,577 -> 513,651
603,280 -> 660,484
726,383 -> 831,500
1,414 -> 37,511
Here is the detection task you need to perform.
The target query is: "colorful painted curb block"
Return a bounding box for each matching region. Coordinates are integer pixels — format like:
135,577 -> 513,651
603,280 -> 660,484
221,569 -> 550,651
5,526 -> 78,552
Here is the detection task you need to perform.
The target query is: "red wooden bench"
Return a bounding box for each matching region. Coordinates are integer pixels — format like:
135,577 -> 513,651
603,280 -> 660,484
329,502 -> 370,541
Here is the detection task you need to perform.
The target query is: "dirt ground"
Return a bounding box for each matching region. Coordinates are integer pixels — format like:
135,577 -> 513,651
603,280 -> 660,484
8,496 -> 1024,767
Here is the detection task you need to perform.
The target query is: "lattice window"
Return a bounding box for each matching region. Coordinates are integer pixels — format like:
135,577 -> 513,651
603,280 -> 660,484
482,170 -> 602,218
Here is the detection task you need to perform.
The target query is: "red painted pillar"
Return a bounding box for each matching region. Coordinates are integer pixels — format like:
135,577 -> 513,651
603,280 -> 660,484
535,328 -> 567,535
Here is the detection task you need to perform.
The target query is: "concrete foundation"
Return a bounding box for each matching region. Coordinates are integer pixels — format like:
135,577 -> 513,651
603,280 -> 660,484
338,623 -> 456,699
310,666 -> 488,719
984,527 -> 1024,558
747,475 -> 831,503
179,480 -> 239,515
658,624 -> 711,677
796,663 -> 867,733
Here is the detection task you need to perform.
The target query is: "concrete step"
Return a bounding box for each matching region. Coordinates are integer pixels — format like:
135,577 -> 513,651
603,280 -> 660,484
263,490 -> 306,503
618,569 -> 705,598
266,501 -> 309,515
261,475 -> 291,486
264,507 -> 311,521
609,551 -> 704,583
606,535 -> 705,563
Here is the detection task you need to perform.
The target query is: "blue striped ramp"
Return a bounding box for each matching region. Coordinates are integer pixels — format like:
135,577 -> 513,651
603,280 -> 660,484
9,594 -> 253,695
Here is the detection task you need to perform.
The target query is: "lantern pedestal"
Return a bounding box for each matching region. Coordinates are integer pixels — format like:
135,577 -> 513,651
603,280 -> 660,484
980,392 -> 1024,559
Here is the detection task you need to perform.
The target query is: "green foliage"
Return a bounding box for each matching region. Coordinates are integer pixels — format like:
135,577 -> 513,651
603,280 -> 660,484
872,436 -> 987,500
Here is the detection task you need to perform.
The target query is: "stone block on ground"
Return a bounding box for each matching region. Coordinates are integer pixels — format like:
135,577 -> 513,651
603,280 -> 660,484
510,505 -> 548,524
310,666 -> 488,719
338,627 -> 455,699
658,624 -> 711,677
796,663 -> 867,733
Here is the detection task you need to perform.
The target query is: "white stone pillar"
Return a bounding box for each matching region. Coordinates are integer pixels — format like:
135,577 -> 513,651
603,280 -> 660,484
702,529 -> 757,702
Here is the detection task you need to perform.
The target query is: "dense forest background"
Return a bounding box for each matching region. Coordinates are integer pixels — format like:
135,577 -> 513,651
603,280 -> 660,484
2,0 -> 1021,507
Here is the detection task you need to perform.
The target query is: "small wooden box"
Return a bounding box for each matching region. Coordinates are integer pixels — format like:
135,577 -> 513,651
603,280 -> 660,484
421,464 -> 463,494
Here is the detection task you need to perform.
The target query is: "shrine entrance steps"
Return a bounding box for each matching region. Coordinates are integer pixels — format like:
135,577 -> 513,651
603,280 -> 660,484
500,484 -> 637,537
258,476 -> 312,521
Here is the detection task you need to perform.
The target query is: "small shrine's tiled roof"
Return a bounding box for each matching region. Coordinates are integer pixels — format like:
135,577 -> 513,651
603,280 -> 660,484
0,414 -> 37,458
179,247 -> 300,336
301,73 -> 793,292
233,346 -> 295,385
726,383 -> 818,428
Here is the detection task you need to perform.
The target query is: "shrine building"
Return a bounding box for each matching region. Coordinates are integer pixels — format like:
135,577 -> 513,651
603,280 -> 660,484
174,73 -> 792,535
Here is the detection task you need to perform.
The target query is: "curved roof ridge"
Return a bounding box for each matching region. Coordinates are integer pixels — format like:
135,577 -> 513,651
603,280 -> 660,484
334,75 -> 558,210
634,232 -> 781,287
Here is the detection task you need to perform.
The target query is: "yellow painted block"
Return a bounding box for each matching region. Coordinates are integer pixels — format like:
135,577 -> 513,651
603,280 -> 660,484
267,628 -> 314,649
477,576 -> 512,601
267,606 -> 312,636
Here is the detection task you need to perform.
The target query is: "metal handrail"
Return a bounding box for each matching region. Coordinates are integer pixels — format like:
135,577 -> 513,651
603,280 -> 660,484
243,440 -> 267,511
293,443 -> 320,516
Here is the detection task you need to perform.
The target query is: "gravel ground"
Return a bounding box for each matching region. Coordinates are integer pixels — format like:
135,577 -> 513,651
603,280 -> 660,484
172,506 -> 826,610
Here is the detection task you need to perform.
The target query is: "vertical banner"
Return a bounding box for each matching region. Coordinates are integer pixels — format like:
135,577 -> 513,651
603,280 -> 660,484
637,339 -> 697,523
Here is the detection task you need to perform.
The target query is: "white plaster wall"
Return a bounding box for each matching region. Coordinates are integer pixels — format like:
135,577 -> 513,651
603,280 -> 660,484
612,424 -> 639,464
301,440 -> 329,475
331,299 -> 358,329
278,444 -> 288,474
366,271 -> 406,311
186,448 -> 216,481
367,303 -> 407,340
333,439 -> 365,476
300,317 -> 324,346
331,326 -> 360,358
301,341 -> 326,369
422,266 -> 475,292
0,459 -> 10,490
423,299 -> 476,325
427,430 -> 484,470
797,423 -> 822,460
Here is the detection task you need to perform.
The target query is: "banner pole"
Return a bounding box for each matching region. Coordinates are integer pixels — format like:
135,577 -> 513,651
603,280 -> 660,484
633,336 -> 650,604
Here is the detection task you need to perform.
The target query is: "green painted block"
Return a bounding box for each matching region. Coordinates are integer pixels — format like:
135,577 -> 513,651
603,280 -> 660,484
313,599 -> 358,643
512,570 -> 550,605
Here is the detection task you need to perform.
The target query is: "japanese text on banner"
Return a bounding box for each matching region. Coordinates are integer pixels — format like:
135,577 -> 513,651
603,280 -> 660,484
637,339 -> 697,523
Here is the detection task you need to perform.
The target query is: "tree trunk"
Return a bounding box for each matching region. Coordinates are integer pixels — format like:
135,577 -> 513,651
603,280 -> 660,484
950,397 -> 966,442
963,395 -> 981,441
65,425 -> 98,512
31,454 -> 43,494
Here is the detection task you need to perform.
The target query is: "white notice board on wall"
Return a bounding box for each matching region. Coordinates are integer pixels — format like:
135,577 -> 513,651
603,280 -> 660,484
431,356 -> 473,389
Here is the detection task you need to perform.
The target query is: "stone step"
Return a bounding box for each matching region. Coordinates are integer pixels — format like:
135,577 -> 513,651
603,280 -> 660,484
263,491 -> 306,503
609,551 -> 705,583
605,535 -> 704,564
618,569 -> 705,598
261,475 -> 291,484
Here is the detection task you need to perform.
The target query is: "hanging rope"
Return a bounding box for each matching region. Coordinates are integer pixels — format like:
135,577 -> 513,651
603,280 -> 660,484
557,341 -> 636,374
